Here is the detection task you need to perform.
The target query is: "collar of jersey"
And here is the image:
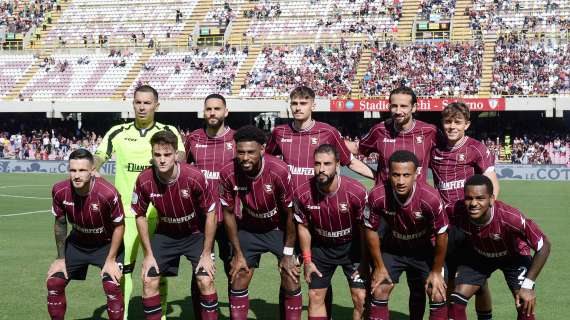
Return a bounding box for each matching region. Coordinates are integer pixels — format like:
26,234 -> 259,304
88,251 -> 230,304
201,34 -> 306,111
392,119 -> 416,134
134,121 -> 156,137
205,126 -> 230,139
291,119 -> 316,132
155,163 -> 181,185
447,136 -> 469,151
317,176 -> 341,197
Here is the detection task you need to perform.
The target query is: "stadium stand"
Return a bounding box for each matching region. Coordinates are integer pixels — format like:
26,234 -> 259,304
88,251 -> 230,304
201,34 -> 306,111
238,42 -> 361,97
360,41 -> 483,97
20,50 -> 140,99
0,0 -> 57,35
125,46 -> 247,98
0,53 -> 36,98
418,0 -> 457,20
491,32 -> 570,95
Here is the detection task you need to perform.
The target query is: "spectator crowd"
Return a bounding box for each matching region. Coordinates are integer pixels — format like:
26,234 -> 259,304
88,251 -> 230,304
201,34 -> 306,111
1,0 -> 57,35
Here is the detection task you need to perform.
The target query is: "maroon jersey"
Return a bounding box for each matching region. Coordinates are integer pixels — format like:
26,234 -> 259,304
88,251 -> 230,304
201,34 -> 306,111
266,121 -> 353,189
219,154 -> 293,233
131,163 -> 216,237
294,176 -> 367,245
52,178 -> 124,247
185,127 -> 235,181
359,119 -> 437,184
431,136 -> 495,205
449,200 -> 547,258
365,182 -> 448,252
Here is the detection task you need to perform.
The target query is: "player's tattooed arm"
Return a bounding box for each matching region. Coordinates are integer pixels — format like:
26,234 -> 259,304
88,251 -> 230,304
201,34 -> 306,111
54,215 -> 67,259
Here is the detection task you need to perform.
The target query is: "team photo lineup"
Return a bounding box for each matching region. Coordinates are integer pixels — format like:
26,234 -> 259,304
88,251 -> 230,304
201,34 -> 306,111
42,84 -> 552,320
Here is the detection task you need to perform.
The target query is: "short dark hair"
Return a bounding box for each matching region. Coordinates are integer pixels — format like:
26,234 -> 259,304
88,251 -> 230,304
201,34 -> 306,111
69,149 -> 94,163
134,85 -> 158,102
442,102 -> 470,121
204,93 -> 226,107
234,125 -> 266,145
388,150 -> 419,170
314,144 -> 339,162
290,85 -> 315,100
150,130 -> 178,150
389,86 -> 417,106
464,174 -> 493,195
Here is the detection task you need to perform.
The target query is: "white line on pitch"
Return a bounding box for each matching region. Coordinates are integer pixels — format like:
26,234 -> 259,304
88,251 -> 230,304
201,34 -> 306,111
0,194 -> 51,200
0,210 -> 50,217
0,185 -> 51,189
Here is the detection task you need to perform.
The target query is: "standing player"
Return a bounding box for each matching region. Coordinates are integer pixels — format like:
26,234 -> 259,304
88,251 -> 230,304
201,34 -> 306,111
448,175 -> 550,320
348,86 -> 439,318
294,144 -> 368,320
132,131 -> 219,320
430,102 -> 499,320
364,150 -> 449,320
94,85 -> 186,317
185,94 -> 235,319
219,125 -> 302,320
47,149 -> 126,320
266,85 -> 374,316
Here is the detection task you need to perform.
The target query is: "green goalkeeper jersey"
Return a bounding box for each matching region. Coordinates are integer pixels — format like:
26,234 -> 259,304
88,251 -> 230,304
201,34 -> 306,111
95,121 -> 185,216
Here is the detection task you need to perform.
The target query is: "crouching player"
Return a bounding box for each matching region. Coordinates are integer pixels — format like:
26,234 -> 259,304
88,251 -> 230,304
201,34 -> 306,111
47,149 -> 126,320
294,144 -> 368,320
132,131 -> 219,320
448,175 -> 551,320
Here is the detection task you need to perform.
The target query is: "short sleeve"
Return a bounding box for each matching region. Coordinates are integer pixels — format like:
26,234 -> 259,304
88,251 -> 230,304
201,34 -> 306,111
51,187 -> 65,218
506,210 -> 547,253
293,197 -> 309,225
274,169 -> 293,209
473,143 -> 495,173
218,170 -> 235,209
94,126 -> 119,162
184,135 -> 195,164
329,128 -> 353,166
108,192 -> 125,223
364,190 -> 382,230
194,175 -> 217,216
265,129 -> 282,156
424,191 -> 448,234
359,127 -> 379,156
130,176 -> 151,217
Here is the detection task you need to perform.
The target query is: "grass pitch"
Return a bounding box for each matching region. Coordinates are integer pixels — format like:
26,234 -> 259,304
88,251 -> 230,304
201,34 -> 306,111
0,173 -> 568,319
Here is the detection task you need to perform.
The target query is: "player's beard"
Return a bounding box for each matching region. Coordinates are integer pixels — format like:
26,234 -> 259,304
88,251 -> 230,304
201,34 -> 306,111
316,171 -> 336,189
207,116 -> 224,130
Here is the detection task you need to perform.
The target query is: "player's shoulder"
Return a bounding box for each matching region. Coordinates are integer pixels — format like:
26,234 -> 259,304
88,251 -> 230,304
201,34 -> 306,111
219,160 -> 236,177
187,128 -> 206,140
293,178 -> 313,199
415,119 -> 437,131
94,177 -> 118,193
494,200 -> 526,224
465,137 -> 490,153
271,123 -> 292,136
368,183 -> 388,200
180,162 -> 204,177
314,121 -> 338,132
155,122 -> 179,133
137,166 -> 155,183
104,122 -> 134,138
418,182 -> 441,198
265,154 -> 290,174
52,179 -> 71,195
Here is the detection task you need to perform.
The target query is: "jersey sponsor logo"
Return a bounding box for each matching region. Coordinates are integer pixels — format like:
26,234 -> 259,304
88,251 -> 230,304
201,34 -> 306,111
315,227 -> 351,238
457,153 -> 466,163
124,137 -> 138,142
180,189 -> 190,199
201,170 -> 220,180
384,210 -> 396,216
90,203 -> 100,212
339,203 -> 349,213
433,155 -> 444,160
244,207 -> 277,219
149,193 -> 162,198
415,136 -> 424,144
288,165 -> 314,176
264,184 -> 273,193
72,223 -> 104,234
392,229 -> 427,240
160,212 -> 196,224
233,186 -> 248,191
310,137 -> 318,145
308,205 -> 320,210
63,200 -> 74,206
383,138 -> 396,143
474,246 -> 507,258
195,143 -> 208,148
226,142 -> 234,150
437,179 -> 465,191
281,138 -> 292,143
413,211 -> 424,220
127,163 -> 151,172
490,233 -> 502,241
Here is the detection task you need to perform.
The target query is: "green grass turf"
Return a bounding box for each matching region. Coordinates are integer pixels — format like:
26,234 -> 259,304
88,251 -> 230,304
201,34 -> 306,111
0,173 -> 568,319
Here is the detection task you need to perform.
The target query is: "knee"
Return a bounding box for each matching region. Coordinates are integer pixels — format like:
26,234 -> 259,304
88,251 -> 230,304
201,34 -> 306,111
143,276 -> 161,297
308,289 -> 326,305
196,275 -> 215,292
351,289 -> 366,310
372,283 -> 393,300
47,273 -> 67,293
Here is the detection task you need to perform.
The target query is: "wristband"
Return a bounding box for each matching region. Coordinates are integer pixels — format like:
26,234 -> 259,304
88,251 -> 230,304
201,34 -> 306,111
283,246 -> 294,256
302,251 -> 312,265
521,278 -> 535,289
